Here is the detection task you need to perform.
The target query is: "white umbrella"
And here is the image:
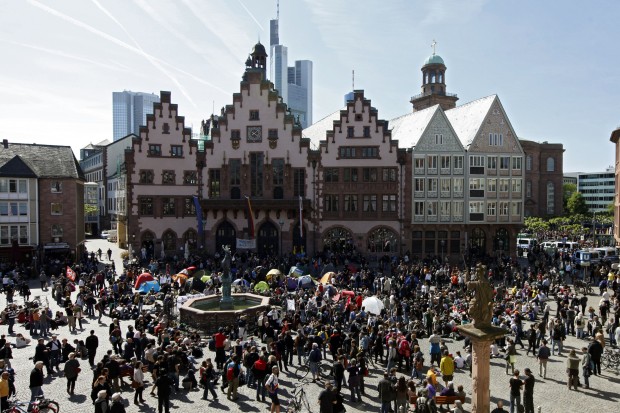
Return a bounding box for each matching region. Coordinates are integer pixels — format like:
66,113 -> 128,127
362,296 -> 385,315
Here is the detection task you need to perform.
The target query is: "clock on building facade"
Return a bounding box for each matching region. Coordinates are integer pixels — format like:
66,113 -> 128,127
247,126 -> 262,143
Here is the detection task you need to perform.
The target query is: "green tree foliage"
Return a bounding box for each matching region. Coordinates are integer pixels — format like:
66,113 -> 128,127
566,191 -> 589,216
84,204 -> 98,216
563,183 -> 577,212
524,217 -> 549,238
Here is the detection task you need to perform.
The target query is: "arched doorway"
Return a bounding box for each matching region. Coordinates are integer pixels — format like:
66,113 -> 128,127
469,227 -> 486,258
292,222 -> 307,255
162,230 -> 177,253
141,231 -> 155,259
183,229 -> 198,251
367,227 -> 398,253
322,227 -> 354,255
257,222 -> 278,256
215,221 -> 236,253
494,228 -> 510,253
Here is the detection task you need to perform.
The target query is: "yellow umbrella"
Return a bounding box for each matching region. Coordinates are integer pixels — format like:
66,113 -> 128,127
267,268 -> 282,277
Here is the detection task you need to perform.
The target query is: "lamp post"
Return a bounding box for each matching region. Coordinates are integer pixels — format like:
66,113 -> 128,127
278,218 -> 284,256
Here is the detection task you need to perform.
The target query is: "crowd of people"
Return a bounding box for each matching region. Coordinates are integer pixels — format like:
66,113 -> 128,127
0,244 -> 618,413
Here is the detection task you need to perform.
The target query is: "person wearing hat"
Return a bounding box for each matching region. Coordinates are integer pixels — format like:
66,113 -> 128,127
110,393 -> 125,413
522,367 -> 535,413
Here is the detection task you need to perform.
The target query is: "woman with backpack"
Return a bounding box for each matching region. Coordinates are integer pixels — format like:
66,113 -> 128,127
200,359 -> 218,401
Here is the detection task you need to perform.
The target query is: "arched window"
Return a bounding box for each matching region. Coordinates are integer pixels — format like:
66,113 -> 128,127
546,182 -> 555,215
546,157 -> 555,172
526,155 -> 532,171
183,229 -> 198,250
367,227 -> 398,253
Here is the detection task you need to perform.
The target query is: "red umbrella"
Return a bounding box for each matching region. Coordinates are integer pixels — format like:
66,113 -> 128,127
186,266 -> 197,271
135,273 -> 154,289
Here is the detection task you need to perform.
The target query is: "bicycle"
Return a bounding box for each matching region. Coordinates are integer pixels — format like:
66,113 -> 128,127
5,396 -> 59,413
601,347 -> 620,371
294,354 -> 333,380
286,380 -> 313,413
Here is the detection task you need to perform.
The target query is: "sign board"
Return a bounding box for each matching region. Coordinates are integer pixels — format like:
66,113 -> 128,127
236,238 -> 256,249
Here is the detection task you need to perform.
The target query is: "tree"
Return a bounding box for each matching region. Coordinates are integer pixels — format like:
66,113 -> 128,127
524,217 -> 549,239
563,183 -> 577,212
566,191 -> 588,216
84,204 -> 98,216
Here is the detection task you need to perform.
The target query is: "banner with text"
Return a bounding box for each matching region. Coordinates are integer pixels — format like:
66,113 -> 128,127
236,238 -> 257,249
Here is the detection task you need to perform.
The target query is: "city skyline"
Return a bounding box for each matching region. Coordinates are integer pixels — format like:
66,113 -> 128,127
0,0 -> 618,172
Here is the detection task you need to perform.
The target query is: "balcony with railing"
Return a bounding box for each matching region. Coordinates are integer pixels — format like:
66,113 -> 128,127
440,191 -> 451,198
414,215 -> 425,222
453,167 -> 463,175
410,90 -> 458,101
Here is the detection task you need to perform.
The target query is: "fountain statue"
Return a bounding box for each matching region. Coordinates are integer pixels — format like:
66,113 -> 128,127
466,264 -> 495,328
220,245 -> 233,310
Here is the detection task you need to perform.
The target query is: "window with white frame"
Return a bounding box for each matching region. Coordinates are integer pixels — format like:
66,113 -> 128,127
440,201 -> 450,216
511,178 -> 522,194
382,195 -> 397,212
487,201 -> 497,216
452,201 -> 463,218
547,182 -> 555,214
487,178 -> 497,192
499,178 -> 509,192
440,155 -> 451,170
414,178 -> 425,193
414,157 -> 425,171
469,201 -> 484,213
414,201 -> 425,217
499,201 -> 509,216
427,178 -> 438,193
427,155 -> 438,169
453,155 -> 464,170
489,133 -> 503,146
469,155 -> 484,167
469,178 -> 485,190
526,155 -> 532,171
512,157 -> 522,170
487,156 -> 497,170
546,157 -> 555,172
511,201 -> 522,216
0,224 -> 28,245
435,134 -> 444,145
499,156 -> 510,170
453,178 -> 464,194
440,178 -> 451,194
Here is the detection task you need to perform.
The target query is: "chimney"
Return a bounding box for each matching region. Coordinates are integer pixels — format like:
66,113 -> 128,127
2,139 -> 7,149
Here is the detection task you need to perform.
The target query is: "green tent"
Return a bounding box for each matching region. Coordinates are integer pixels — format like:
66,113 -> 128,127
254,281 -> 269,293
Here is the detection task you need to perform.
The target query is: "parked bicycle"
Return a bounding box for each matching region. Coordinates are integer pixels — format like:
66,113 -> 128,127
4,396 -> 59,413
287,379 -> 313,413
602,347 -> 620,371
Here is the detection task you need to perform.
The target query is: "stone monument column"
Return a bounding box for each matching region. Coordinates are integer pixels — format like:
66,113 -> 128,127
456,264 -> 506,413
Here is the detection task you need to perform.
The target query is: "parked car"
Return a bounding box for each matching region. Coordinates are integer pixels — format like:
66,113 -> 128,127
101,230 -> 110,239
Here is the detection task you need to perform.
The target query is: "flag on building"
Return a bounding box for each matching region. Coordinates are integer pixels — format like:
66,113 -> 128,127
299,196 -> 303,238
193,196 -> 203,240
246,196 -> 255,239
66,266 -> 76,282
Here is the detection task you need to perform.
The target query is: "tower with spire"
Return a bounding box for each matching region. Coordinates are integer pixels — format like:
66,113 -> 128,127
410,40 -> 458,112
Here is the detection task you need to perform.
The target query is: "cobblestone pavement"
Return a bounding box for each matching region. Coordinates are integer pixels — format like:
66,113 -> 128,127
1,240 -> 618,413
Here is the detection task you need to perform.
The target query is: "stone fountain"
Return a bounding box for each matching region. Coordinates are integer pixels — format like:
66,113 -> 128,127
179,246 -> 270,333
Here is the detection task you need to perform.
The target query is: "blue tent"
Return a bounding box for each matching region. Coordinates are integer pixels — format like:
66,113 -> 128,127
138,280 -> 160,293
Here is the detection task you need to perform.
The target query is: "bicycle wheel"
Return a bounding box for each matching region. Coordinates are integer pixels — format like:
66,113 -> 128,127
295,364 -> 310,379
319,363 -> 332,379
287,398 -> 301,413
39,400 -> 59,413
602,354 -> 612,369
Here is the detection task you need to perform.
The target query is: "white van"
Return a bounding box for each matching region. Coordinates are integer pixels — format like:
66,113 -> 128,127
517,237 -> 537,251
553,241 -> 579,251
107,230 -> 118,243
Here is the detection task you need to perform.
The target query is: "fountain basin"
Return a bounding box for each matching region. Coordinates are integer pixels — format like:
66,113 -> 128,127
179,293 -> 270,333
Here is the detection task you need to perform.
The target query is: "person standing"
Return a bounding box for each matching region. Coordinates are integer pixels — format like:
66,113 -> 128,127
525,325 -> 537,356
439,350 -> 454,386
581,347 -> 592,389
505,339 -> 517,375
346,358 -> 362,403
566,350 -> 580,390
265,366 -> 281,413
0,371 -> 10,413
508,369 -> 522,413
214,328 -> 226,369
63,352 -> 80,395
133,361 -> 146,404
536,340 -> 550,378
155,369 -> 172,413
587,336 -> 603,376
522,367 -> 535,413
29,361 -> 45,406
86,330 -> 99,367
377,371 -> 395,413
109,393 -> 125,413
226,355 -> 241,401
318,381 -> 336,413
201,359 -> 218,402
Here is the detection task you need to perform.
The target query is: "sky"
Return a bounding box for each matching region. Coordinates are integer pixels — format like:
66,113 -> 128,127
0,0 -> 618,172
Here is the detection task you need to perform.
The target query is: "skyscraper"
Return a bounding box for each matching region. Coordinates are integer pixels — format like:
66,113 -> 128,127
269,1 -> 312,128
287,60 -> 313,128
112,91 -> 159,141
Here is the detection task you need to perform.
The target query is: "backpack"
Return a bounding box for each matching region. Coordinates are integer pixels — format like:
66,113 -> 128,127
226,363 -> 237,381
416,397 -> 430,413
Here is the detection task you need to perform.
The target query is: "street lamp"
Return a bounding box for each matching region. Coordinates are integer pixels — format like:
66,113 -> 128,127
278,218 -> 284,255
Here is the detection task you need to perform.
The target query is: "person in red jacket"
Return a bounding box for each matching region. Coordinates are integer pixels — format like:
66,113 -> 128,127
214,328 -> 227,369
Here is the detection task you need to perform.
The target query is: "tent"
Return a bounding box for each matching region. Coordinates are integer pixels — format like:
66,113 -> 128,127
319,272 -> 335,285
267,268 -> 282,277
233,278 -> 250,287
254,281 -> 269,293
138,280 -> 160,294
362,296 -> 384,315
200,275 -> 211,283
134,273 -> 154,289
286,277 -> 298,290
289,266 -> 304,277
297,275 -> 315,289
172,273 -> 189,285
